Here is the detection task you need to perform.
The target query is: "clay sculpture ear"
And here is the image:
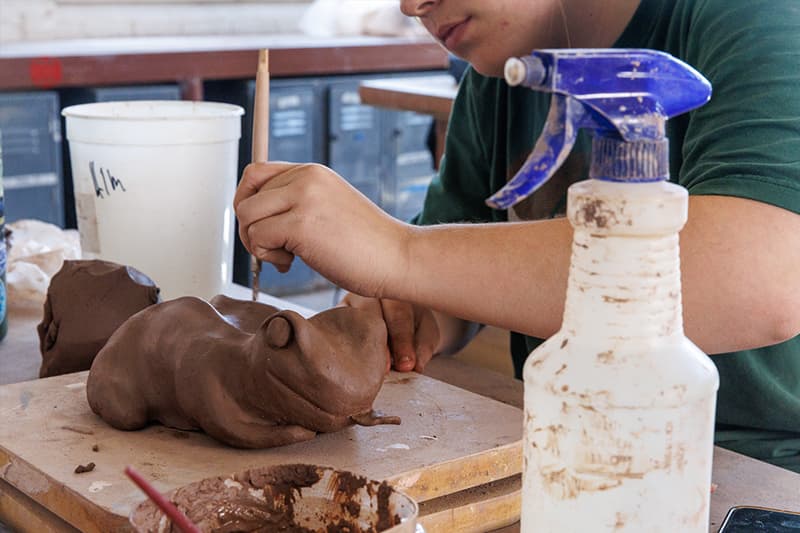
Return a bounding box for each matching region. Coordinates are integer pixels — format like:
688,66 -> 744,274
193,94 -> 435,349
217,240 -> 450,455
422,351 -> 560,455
265,315 -> 293,349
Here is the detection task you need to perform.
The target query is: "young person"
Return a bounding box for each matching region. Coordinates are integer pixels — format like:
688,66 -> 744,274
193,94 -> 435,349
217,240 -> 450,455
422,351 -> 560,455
235,0 -> 800,471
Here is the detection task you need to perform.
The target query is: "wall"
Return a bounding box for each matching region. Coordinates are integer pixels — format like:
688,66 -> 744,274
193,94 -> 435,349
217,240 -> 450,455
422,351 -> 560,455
0,0 -> 312,44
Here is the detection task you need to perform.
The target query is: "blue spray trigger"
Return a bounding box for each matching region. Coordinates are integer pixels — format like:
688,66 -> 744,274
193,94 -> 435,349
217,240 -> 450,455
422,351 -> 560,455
487,94 -> 610,209
486,49 -> 711,210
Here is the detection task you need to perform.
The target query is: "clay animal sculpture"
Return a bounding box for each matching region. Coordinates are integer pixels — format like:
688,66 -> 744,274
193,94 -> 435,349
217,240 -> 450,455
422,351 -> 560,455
37,260 -> 160,378
86,294 -> 398,448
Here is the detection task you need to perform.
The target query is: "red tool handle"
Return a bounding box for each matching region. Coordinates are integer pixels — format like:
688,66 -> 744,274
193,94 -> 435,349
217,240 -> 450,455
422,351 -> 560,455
125,465 -> 202,533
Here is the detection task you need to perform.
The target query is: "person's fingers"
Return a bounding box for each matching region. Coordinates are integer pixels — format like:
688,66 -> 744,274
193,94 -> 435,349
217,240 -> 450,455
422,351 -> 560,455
413,307 -> 440,372
236,164 -> 314,252
245,210 -> 305,265
338,293 -> 354,307
242,213 -> 302,272
237,163 -> 409,300
339,293 -> 391,372
380,299 -> 418,372
252,247 -> 295,273
340,292 -> 378,310
233,161 -> 298,210
236,184 -> 294,253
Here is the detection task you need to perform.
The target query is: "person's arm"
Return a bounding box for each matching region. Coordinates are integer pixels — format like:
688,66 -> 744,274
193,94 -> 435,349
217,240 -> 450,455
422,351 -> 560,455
393,195 -> 800,355
236,160 -> 800,357
681,196 -> 800,353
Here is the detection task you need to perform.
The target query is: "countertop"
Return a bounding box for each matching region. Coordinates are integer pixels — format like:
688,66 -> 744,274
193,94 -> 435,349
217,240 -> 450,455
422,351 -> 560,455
0,35 -> 449,94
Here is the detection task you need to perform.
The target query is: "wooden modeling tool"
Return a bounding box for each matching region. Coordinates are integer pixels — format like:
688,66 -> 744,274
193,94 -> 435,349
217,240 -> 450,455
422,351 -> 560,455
251,49 -> 270,301
124,465 -> 201,533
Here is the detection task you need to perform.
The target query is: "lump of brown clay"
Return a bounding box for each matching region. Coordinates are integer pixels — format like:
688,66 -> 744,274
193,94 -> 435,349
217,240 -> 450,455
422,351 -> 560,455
86,295 -> 398,449
37,260 -> 160,378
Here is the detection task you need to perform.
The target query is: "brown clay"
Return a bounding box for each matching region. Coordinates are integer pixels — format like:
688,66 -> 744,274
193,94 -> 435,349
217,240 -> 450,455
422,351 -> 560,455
74,462 -> 95,474
86,294 -> 397,448
37,260 -> 160,378
129,464 -> 406,533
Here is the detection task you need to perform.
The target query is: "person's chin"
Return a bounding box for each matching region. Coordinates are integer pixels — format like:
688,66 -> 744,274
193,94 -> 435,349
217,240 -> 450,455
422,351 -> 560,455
466,57 -> 506,78
444,46 -> 500,78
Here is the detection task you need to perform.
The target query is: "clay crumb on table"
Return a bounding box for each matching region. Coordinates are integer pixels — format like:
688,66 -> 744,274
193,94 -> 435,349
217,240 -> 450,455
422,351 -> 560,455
74,462 -> 95,474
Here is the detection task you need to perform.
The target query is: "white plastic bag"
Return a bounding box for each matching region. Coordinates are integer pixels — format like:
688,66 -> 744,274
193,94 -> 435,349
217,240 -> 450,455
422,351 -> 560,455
6,219 -> 81,308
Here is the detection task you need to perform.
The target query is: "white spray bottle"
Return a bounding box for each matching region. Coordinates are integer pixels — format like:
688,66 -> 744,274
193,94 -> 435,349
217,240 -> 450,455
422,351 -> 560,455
487,50 -> 720,532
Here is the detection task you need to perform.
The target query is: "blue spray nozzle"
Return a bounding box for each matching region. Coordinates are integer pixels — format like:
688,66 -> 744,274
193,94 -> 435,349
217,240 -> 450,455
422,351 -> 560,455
486,49 -> 712,210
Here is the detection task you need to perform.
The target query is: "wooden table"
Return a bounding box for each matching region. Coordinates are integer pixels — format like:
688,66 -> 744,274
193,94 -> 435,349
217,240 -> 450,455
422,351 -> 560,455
0,35 -> 449,100
360,75 -> 458,167
0,288 -> 799,532
0,286 -> 524,533
359,75 -> 457,121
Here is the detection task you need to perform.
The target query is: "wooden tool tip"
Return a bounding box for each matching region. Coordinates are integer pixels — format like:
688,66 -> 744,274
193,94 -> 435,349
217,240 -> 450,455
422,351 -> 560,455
258,49 -> 269,71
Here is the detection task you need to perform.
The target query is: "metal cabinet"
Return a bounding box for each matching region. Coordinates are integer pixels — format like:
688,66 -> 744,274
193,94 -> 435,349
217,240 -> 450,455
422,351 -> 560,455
0,91 -> 64,226
382,110 -> 436,222
326,80 -> 384,207
268,80 -> 326,166
327,73 -> 440,222
62,85 -> 181,104
206,78 -> 326,179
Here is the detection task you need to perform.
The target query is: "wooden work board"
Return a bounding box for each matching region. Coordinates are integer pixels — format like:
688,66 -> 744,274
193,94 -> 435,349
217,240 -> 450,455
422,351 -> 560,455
0,370 -> 522,532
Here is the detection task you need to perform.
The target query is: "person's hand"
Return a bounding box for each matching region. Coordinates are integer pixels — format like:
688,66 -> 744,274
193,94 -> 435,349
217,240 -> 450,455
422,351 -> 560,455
340,293 -> 440,373
234,162 -> 411,298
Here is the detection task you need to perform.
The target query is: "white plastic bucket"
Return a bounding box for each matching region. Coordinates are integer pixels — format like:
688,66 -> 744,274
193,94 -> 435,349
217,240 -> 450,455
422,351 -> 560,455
63,100 -> 244,301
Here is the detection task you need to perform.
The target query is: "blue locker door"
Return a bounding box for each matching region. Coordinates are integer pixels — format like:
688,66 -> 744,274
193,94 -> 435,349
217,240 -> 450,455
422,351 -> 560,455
90,86 -> 181,102
0,91 -> 64,226
327,82 -> 384,208
384,110 -> 436,222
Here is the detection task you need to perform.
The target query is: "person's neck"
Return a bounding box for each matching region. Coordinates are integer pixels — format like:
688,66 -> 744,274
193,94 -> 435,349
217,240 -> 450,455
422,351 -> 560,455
560,0 -> 642,48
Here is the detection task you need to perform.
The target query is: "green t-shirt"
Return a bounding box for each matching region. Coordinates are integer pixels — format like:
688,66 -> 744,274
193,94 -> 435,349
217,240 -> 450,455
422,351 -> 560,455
413,0 -> 800,471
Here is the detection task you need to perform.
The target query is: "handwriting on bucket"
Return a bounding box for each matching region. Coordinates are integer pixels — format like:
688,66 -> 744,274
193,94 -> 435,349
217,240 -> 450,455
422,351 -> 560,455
89,161 -> 126,199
